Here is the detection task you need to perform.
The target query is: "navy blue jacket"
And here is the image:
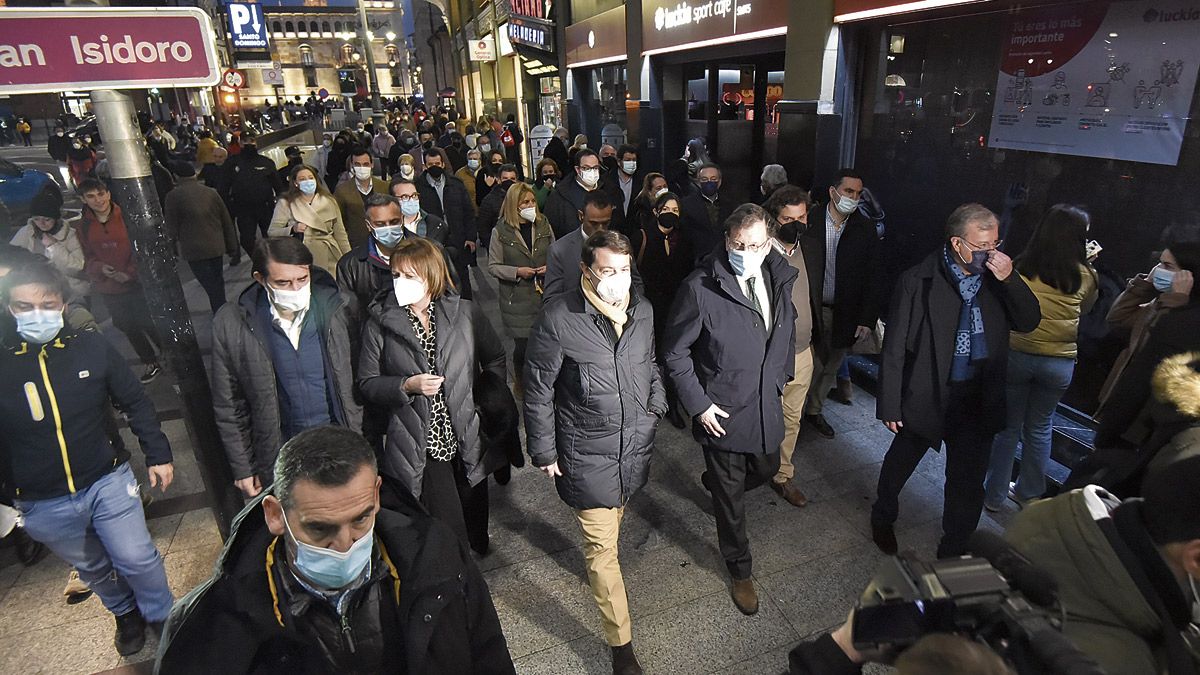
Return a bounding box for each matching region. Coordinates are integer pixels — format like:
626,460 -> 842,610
0,328 -> 171,500
662,249 -> 798,454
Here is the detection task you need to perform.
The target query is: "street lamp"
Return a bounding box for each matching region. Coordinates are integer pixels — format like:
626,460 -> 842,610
356,0 -> 384,125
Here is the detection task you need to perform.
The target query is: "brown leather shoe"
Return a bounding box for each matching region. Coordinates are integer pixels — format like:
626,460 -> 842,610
731,578 -> 759,615
770,480 -> 808,508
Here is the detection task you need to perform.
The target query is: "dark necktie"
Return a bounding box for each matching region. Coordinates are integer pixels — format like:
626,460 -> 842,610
746,276 -> 765,326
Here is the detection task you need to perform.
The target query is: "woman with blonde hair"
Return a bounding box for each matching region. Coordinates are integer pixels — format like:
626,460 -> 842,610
358,237 -> 506,554
267,164 -> 351,278
488,182 -> 555,396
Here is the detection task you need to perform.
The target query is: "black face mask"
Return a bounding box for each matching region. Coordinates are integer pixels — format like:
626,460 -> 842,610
658,212 -> 680,230
500,179 -> 515,190
422,141 -> 434,150
425,166 -> 444,180
776,221 -> 802,246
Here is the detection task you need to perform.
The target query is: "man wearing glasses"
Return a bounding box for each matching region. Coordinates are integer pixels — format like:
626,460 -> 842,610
679,163 -> 734,264
662,204 -> 798,616
871,203 -> 1040,559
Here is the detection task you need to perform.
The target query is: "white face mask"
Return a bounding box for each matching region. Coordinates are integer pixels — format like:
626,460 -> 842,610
579,168 -> 600,189
392,276 -> 427,306
467,159 -> 480,170
399,166 -> 415,179
353,166 -> 373,181
833,190 -> 860,215
266,281 -> 311,313
622,160 -> 637,175
590,268 -> 631,305
654,187 -> 669,199
519,206 -> 537,223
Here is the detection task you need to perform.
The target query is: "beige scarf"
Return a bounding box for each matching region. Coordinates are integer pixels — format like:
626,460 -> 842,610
580,273 -> 628,338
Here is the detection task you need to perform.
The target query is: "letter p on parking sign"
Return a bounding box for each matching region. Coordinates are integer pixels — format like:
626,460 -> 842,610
228,2 -> 269,50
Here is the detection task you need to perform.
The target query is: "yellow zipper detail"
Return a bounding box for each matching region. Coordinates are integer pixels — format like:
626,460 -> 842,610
37,346 -> 75,493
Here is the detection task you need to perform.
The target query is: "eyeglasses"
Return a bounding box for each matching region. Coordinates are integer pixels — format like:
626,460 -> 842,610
395,194 -> 420,203
957,237 -> 1003,252
727,239 -> 771,253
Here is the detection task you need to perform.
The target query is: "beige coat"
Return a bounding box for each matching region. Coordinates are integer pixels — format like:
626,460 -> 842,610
268,193 -> 351,278
10,218 -> 90,300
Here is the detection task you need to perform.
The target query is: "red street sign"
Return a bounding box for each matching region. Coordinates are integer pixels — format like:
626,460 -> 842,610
0,7 -> 220,95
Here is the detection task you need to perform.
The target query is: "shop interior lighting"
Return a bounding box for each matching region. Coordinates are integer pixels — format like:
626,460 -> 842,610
835,0 -> 989,22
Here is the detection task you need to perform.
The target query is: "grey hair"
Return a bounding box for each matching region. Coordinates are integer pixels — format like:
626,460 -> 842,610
760,164 -> 788,189
946,203 -> 998,239
273,426 -> 377,510
724,203 -> 774,237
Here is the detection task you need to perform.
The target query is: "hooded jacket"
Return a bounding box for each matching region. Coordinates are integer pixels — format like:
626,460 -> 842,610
210,271 -> 361,481
357,292 -> 506,498
523,286 -> 666,510
662,249 -> 799,454
77,202 -> 140,296
10,218 -> 89,299
1005,486 -> 1200,675
155,487 -> 514,675
0,327 -> 171,501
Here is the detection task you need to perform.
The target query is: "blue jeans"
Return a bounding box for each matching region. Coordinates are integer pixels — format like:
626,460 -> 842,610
16,463 -> 174,622
984,350 -> 1074,507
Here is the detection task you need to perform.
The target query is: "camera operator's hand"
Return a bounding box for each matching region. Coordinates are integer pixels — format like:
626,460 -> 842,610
831,610 -> 895,666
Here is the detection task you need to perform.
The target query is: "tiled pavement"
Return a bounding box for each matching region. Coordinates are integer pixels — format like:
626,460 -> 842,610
0,252 -> 1019,674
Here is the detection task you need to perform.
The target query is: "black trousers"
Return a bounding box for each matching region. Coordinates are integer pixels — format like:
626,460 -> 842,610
188,257 -> 226,315
455,250 -> 474,300
512,338 -> 528,382
703,447 -> 781,579
235,205 -> 273,256
420,455 -> 490,555
871,379 -> 995,558
102,289 -> 160,365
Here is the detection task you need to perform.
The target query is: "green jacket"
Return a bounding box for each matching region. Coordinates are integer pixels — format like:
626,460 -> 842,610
487,214 -> 554,339
1005,487 -> 1197,675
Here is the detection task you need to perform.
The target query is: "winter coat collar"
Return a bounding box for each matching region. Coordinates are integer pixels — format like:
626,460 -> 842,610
701,246 -> 798,314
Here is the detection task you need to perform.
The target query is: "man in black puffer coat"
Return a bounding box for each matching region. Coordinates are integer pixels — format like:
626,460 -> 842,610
523,230 -> 666,675
155,426 -> 514,675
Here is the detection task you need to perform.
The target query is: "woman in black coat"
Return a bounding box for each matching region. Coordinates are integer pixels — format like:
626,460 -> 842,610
358,237 -> 506,555
636,192 -> 694,427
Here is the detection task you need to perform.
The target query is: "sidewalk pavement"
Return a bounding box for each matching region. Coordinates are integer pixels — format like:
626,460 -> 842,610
0,253 -> 1020,674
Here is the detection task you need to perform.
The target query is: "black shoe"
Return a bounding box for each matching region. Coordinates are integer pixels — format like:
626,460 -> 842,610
139,363 -> 162,385
806,414 -> 836,438
871,522 -> 898,555
11,527 -> 48,567
611,642 -> 644,675
493,465 -> 512,486
666,404 -> 686,429
114,609 -> 147,656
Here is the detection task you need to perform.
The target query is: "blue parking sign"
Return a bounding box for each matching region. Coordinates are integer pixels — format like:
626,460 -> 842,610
227,3 -> 269,50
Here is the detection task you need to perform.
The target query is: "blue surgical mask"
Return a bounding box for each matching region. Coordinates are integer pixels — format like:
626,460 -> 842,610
954,241 -> 989,275
373,223 -> 405,248
1151,266 -> 1176,293
298,179 -> 317,196
728,247 -> 767,277
283,512 -> 374,590
400,200 -> 421,217
13,308 -> 64,344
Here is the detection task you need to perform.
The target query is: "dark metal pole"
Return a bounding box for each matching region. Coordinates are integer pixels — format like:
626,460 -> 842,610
90,89 -> 243,539
357,0 -> 385,126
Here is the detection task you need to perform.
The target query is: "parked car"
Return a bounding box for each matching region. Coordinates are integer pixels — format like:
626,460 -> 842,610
0,157 -> 60,229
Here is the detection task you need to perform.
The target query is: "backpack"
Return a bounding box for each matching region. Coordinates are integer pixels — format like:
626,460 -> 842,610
500,127 -> 516,148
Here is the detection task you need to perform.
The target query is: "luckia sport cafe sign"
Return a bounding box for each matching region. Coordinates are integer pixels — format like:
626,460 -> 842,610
0,7 -> 220,95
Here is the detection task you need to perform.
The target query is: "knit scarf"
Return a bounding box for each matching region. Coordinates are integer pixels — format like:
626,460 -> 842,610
943,245 -> 987,381
580,274 -> 628,339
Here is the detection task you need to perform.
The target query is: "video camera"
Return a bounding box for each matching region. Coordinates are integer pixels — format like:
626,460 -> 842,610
852,531 -> 1105,675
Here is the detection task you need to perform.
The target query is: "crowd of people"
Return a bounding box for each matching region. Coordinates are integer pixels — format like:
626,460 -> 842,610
1,103 -> 1199,675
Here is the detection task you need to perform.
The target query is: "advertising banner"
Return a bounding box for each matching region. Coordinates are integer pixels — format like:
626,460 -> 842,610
986,0 -> 1200,166
641,0 -> 788,55
0,7 -> 220,95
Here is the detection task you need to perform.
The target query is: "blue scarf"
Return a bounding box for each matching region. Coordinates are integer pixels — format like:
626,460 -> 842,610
942,245 -> 987,381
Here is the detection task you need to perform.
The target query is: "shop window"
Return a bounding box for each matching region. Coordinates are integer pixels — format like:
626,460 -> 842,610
853,10 -> 1200,415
